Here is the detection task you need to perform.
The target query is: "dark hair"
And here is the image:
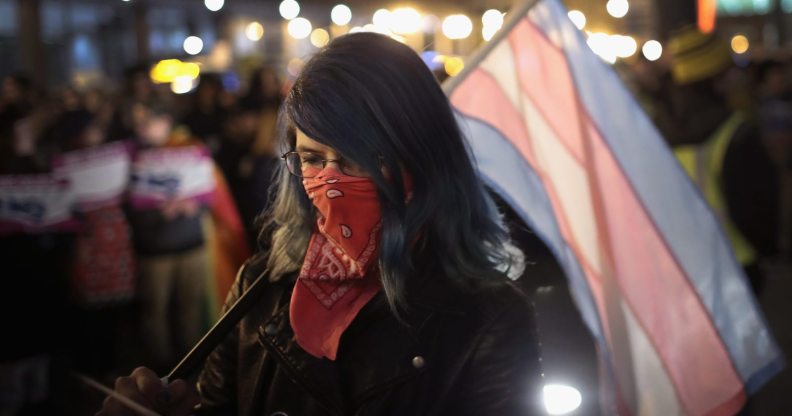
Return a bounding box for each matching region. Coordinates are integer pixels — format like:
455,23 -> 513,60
241,65 -> 283,110
134,99 -> 174,119
265,33 -> 517,314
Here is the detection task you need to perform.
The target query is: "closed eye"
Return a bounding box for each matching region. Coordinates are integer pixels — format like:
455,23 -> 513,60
300,153 -> 323,165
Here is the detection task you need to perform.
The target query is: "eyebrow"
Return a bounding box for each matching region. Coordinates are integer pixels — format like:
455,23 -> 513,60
295,145 -> 321,153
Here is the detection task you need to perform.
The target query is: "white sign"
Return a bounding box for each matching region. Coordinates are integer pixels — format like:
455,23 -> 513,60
129,145 -> 216,209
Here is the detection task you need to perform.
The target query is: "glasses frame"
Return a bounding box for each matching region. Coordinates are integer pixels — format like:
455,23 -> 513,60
281,150 -> 367,178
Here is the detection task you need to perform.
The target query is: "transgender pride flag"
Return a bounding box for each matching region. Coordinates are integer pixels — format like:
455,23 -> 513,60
446,0 -> 784,414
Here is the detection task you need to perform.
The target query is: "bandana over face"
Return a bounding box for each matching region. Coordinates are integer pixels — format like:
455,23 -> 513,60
290,166 -> 382,360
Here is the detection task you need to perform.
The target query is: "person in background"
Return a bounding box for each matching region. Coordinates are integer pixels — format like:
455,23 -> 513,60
659,27 -> 779,293
239,66 -> 282,111
0,74 -> 36,127
99,33 -> 542,416
50,109 -> 137,380
216,67 -> 283,251
0,107 -> 74,416
181,74 -> 228,153
106,65 -> 161,142
126,100 -> 211,371
756,60 -> 792,263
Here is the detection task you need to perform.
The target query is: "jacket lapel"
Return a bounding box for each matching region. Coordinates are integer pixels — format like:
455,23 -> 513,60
255,271 -> 468,413
257,303 -> 347,415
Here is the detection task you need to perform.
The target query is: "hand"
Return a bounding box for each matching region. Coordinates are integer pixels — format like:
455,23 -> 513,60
96,367 -> 199,416
161,198 -> 200,219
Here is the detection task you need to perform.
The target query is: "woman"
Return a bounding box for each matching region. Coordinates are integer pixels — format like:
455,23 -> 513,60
99,33 -> 542,416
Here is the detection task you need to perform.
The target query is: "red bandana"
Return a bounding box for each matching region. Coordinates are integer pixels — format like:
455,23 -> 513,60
290,167 -> 382,360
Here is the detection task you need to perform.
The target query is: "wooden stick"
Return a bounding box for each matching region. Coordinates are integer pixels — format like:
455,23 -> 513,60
442,0 -> 541,95
165,270 -> 270,382
74,372 -> 161,416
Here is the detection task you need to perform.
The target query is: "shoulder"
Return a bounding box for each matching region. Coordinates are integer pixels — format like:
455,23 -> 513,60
224,252 -> 294,306
413,274 -> 534,330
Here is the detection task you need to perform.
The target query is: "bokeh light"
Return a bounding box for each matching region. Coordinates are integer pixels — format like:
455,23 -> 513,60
587,32 -> 617,64
606,0 -> 629,18
183,36 -> 203,55
245,22 -> 264,41
150,59 -> 200,84
287,17 -> 312,39
310,28 -> 330,47
444,56 -> 464,77
171,76 -> 196,94
482,25 -> 499,41
731,34 -> 749,54
279,0 -> 300,20
204,0 -> 224,12
642,40 -> 663,61
442,14 -> 473,40
481,9 -> 504,28
613,34 -> 637,58
331,4 -> 352,26
390,7 -> 422,35
373,9 -> 391,28
543,384 -> 583,415
287,57 -> 305,77
567,10 -> 586,30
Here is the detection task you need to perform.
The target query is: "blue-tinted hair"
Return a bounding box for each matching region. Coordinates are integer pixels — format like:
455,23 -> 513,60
265,33 -> 517,314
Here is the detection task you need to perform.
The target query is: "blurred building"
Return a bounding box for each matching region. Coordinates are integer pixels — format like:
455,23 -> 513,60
1,0 -> 792,90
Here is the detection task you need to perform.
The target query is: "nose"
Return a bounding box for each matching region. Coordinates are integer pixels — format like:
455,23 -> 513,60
324,159 -> 343,171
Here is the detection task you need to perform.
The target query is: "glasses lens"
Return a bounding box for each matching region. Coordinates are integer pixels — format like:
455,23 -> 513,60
284,153 -> 304,177
340,161 -> 368,177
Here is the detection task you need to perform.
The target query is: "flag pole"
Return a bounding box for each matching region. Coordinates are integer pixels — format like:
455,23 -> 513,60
164,270 -> 270,382
442,0 -> 541,95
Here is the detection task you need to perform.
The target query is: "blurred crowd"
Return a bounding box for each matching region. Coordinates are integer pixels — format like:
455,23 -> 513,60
0,65 -> 285,415
621,28 -> 792,294
0,27 -> 791,415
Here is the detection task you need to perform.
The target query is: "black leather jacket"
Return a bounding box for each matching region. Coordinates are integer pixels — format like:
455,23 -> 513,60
196,255 -> 544,416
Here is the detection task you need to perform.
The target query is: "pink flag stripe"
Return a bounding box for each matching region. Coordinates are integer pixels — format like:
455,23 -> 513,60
506,21 -> 587,166
454,71 -> 540,168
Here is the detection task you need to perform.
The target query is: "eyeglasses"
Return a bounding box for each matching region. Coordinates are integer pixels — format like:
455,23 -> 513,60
281,151 -> 369,178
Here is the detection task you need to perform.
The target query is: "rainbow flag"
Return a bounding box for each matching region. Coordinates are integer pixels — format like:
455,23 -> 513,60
446,0 -> 783,414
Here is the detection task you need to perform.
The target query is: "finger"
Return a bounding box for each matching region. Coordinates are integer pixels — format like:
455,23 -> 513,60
165,379 -> 190,400
114,376 -> 155,408
131,367 -> 165,401
156,378 -> 189,409
165,380 -> 200,416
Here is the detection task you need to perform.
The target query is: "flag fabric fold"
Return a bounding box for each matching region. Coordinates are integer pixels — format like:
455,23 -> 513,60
446,0 -> 784,414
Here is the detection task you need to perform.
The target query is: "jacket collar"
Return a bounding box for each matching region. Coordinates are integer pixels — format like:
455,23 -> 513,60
255,278 -> 443,414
